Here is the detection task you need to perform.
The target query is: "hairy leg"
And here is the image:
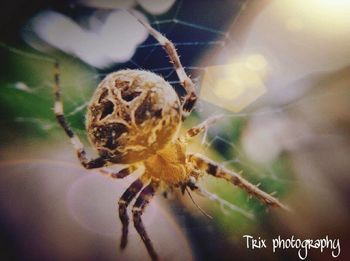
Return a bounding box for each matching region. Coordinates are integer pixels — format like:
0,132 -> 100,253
52,61 -> 106,169
185,114 -> 225,141
118,178 -> 145,249
186,177 -> 254,219
131,12 -> 197,119
100,165 -> 137,179
132,180 -> 159,261
188,153 -> 289,211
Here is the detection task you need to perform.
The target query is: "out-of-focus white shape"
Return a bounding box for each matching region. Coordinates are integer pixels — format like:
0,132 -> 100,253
138,0 -> 176,15
242,112 -> 313,163
243,114 -> 286,163
78,0 -> 135,9
78,0 -> 176,15
14,82 -> 33,93
30,10 -> 148,68
200,54 -> 267,112
99,11 -> 148,62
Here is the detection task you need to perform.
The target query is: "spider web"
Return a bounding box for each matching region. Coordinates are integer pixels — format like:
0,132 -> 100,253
2,2 -> 350,261
3,0 -> 346,241
0,0 -> 294,212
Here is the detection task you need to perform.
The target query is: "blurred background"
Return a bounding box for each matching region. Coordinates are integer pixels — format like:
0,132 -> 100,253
0,0 -> 349,260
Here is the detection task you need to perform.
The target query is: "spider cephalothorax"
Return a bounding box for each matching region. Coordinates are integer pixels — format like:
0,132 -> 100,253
52,13 -> 288,261
86,70 -> 182,164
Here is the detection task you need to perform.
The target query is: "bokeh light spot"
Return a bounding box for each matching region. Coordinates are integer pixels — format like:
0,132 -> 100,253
200,55 -> 268,112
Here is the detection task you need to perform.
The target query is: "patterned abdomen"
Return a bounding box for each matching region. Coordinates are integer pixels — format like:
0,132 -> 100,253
86,70 -> 182,164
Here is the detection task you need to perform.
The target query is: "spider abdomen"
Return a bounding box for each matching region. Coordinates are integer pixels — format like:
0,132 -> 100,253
86,70 -> 182,164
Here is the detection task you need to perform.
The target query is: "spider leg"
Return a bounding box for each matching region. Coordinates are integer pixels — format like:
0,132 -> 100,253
186,179 -> 254,219
187,153 -> 289,211
100,165 -> 137,179
118,178 -> 145,249
53,61 -> 106,169
132,179 -> 159,261
132,13 -> 197,119
185,114 -> 225,141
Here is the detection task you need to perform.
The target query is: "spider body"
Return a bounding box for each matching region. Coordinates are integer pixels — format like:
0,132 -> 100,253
52,13 -> 287,261
86,70 -> 182,164
144,139 -> 188,186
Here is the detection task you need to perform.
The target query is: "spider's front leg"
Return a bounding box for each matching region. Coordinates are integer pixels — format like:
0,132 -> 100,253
188,153 -> 289,211
52,61 -> 107,169
132,179 -> 160,261
185,114 -> 225,141
132,13 -> 197,119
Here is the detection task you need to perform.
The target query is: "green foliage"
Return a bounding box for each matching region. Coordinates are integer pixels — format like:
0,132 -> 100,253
0,46 -> 98,143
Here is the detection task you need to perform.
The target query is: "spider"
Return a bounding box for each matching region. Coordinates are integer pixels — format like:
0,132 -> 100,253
52,14 -> 288,261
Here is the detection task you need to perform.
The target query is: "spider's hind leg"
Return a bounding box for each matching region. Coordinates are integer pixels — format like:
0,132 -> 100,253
100,165 -> 137,179
132,179 -> 160,261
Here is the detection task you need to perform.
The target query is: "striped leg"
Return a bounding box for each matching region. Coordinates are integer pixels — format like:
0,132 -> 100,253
132,180 -> 159,261
100,165 -> 137,179
188,153 -> 289,211
132,13 -> 197,118
118,178 -> 145,249
185,114 -> 225,141
53,61 -> 106,169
